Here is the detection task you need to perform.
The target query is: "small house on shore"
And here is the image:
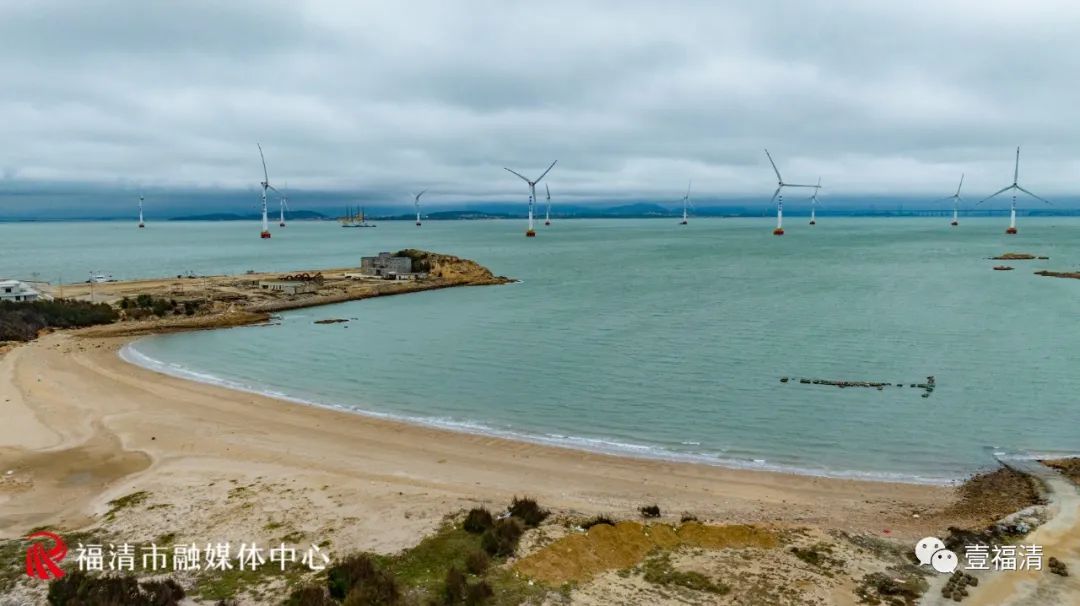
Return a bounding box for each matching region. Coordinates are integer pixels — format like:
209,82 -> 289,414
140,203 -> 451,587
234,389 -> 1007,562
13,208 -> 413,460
360,252 -> 421,279
0,280 -> 47,302
258,280 -> 318,295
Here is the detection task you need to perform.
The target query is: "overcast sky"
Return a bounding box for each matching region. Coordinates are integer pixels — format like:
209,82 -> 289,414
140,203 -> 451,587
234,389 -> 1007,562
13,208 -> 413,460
2,0 -> 1080,211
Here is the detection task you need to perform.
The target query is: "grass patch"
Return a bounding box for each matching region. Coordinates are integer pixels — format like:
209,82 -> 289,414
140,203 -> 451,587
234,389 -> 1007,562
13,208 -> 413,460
387,525 -> 484,593
515,521 -> 778,585
105,490 -> 150,518
317,517 -> 544,605
48,571 -> 185,605
641,552 -> 728,595
789,543 -> 845,575
0,538 -> 26,594
855,571 -> 927,606
281,531 -> 306,544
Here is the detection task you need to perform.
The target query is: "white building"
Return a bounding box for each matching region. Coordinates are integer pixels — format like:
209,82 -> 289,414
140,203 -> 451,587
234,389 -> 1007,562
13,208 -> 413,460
0,280 -> 46,303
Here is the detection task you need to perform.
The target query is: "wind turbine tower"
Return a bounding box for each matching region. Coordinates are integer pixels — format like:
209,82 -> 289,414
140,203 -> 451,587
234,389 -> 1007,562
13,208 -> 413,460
940,174 -> 964,227
279,181 -> 289,227
414,190 -> 426,226
680,181 -> 691,225
808,178 -> 822,225
257,143 -> 275,239
544,184 -> 552,226
765,149 -> 819,236
138,195 -> 145,228
977,147 -> 1051,235
505,160 -> 557,237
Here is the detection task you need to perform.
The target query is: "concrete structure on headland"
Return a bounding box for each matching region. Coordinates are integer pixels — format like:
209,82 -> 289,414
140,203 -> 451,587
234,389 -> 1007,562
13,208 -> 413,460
0,279 -> 48,302
258,280 -> 318,295
360,252 -> 418,279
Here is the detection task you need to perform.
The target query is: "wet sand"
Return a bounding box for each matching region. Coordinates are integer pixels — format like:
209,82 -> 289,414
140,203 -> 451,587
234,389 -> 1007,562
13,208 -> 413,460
0,332 -> 957,552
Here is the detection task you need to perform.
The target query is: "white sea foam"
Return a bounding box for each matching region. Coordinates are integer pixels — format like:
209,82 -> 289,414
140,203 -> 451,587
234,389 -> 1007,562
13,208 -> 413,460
120,340 -> 958,486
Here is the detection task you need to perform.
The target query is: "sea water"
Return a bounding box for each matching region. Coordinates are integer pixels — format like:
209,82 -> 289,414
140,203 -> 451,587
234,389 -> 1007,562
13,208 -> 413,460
5,217 -> 1079,482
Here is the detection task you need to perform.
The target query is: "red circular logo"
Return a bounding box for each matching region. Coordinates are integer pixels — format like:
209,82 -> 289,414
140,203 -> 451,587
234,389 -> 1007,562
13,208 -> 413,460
25,531 -> 67,580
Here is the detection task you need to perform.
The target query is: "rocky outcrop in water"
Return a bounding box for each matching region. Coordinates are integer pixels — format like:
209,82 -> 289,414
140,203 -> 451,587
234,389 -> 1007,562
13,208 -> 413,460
781,375 -> 935,396
1035,270 -> 1080,280
989,252 -> 1049,260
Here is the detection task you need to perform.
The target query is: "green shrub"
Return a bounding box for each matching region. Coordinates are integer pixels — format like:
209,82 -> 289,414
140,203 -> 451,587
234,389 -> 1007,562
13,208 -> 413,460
442,566 -> 467,604
47,571 -> 185,605
327,554 -> 379,599
463,508 -> 493,534
282,585 -> 334,606
464,550 -> 489,575
481,518 -> 523,557
639,504 -> 661,518
341,569 -> 400,606
508,497 -> 548,528
0,299 -> 118,342
464,580 -> 493,605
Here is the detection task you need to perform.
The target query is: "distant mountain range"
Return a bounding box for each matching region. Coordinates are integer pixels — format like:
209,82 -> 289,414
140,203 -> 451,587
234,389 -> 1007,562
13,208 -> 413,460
4,199 -> 1080,222
168,210 -> 329,221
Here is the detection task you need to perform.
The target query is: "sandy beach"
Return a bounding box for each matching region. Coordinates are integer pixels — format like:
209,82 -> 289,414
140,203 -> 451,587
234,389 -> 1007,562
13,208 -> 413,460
3,325 -> 1079,604
1,331 -> 958,549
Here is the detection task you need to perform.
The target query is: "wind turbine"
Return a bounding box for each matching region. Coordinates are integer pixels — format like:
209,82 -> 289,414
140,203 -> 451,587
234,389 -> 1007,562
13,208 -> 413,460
414,190 -> 426,226
504,160 -> 557,237
938,174 -> 964,227
137,194 -> 145,228
808,177 -> 822,225
680,181 -> 691,225
765,149 -> 820,236
544,184 -> 552,226
257,143 -> 278,239
278,181 -> 289,227
977,147 -> 1051,235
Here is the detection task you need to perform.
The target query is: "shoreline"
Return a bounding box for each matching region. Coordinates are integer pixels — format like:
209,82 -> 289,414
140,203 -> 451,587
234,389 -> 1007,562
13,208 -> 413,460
1,331 -> 959,544
119,337 -> 966,486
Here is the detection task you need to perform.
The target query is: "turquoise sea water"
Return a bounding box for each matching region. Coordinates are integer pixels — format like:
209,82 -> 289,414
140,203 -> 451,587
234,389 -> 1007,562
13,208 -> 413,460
5,217 -> 1080,482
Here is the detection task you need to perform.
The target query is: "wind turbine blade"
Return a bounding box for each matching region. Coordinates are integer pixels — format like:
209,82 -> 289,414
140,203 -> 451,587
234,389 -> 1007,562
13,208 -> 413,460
415,190 -> 427,202
685,179 -> 692,198
504,167 -> 531,183
535,160 -> 558,184
257,143 -> 269,184
1013,147 -> 1020,184
956,173 -> 964,196
783,183 -> 818,188
545,183 -> 550,200
764,149 -> 782,182
976,184 -> 1015,205
770,187 -> 781,205
1015,185 -> 1052,205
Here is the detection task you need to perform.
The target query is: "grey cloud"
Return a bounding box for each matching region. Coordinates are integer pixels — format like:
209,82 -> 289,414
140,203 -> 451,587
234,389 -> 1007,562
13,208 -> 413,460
1,0 -> 1079,214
